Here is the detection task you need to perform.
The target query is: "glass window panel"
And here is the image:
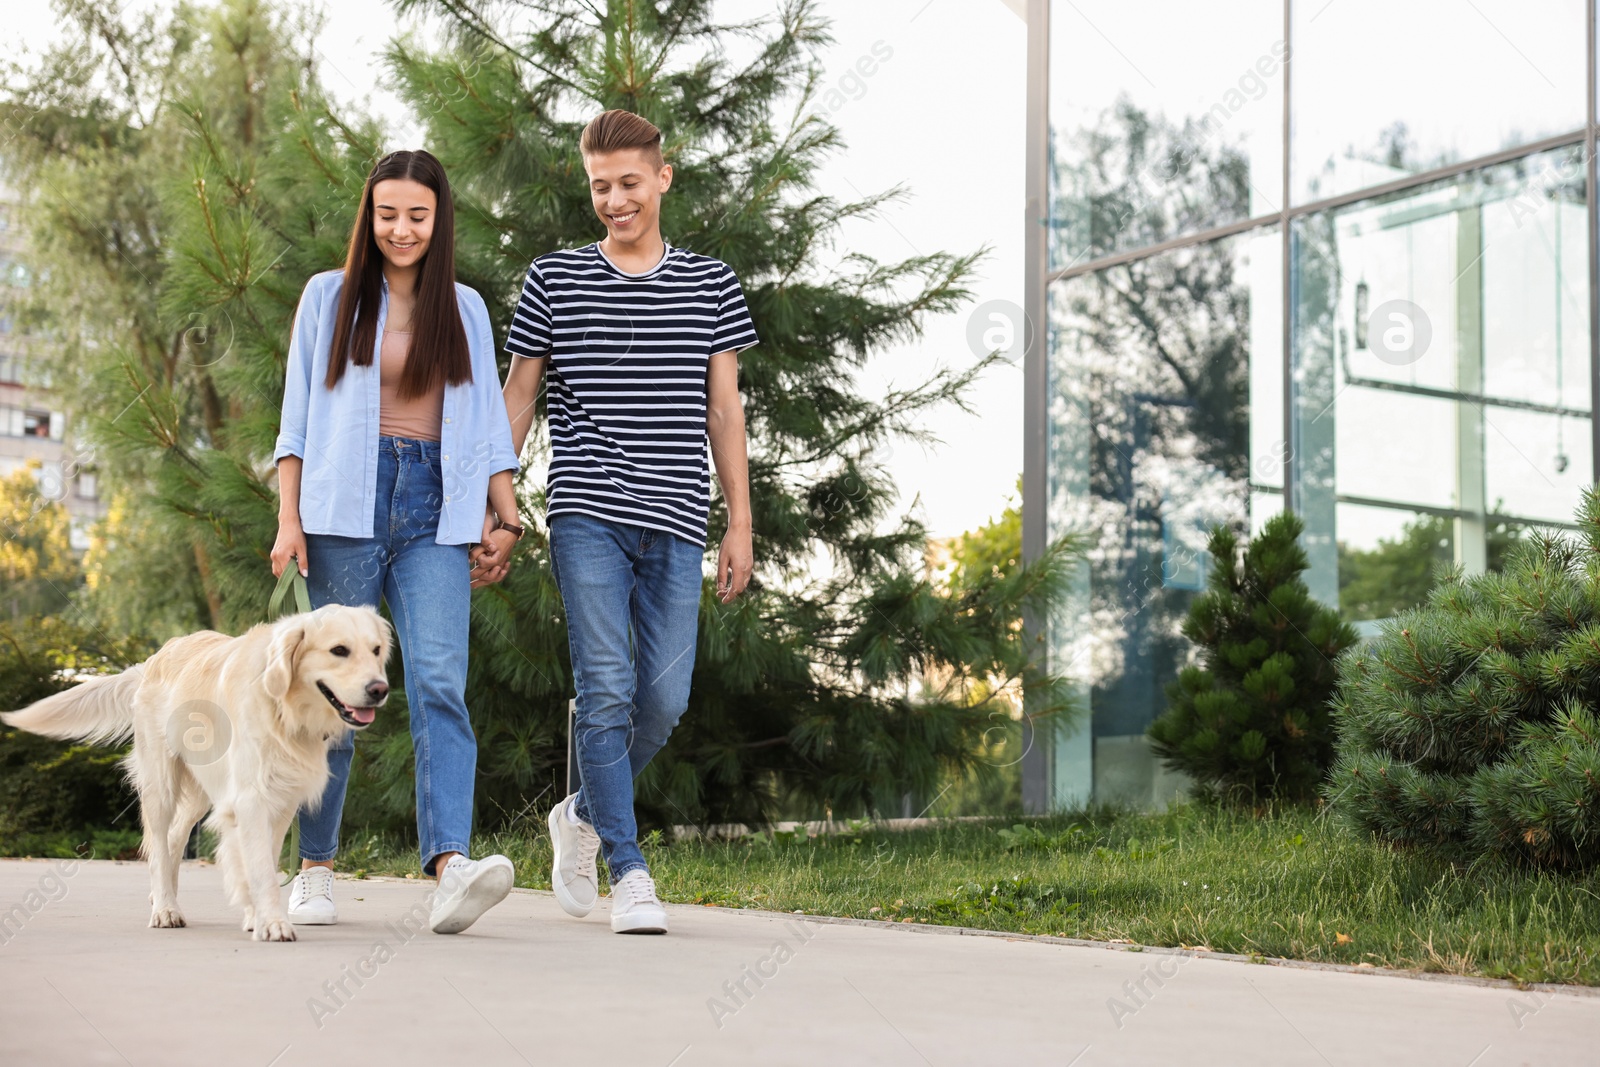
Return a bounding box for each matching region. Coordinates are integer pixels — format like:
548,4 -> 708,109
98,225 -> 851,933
1251,488 -> 1285,536
1484,410 -> 1592,522
1335,502 -> 1454,624
1291,0 -> 1586,204
1046,229 -> 1277,808
1482,171 -> 1589,410
1248,230 -> 1286,488
1292,146 -> 1590,610
1335,391 -> 1458,509
1047,0 -> 1283,270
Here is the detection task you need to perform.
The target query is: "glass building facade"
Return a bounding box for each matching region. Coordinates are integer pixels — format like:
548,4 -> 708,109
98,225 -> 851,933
1020,0 -> 1597,810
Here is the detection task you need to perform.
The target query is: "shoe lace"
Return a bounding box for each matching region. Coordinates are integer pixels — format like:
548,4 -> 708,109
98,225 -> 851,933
299,867 -> 333,901
615,872 -> 658,907
438,856 -> 474,892
575,820 -> 601,880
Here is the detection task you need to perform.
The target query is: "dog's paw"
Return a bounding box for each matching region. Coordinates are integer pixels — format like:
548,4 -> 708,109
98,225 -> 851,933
149,905 -> 187,929
241,908 -> 256,933
253,917 -> 296,942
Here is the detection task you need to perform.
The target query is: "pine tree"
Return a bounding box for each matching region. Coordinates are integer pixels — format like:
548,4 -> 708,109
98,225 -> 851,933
15,0 -> 1082,834
1327,489 -> 1600,869
381,0 -> 1082,828
1148,512 -> 1357,803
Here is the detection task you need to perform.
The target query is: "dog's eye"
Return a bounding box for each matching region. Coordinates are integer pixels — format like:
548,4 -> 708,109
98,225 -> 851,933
372,646 -> 380,656
330,645 -> 350,658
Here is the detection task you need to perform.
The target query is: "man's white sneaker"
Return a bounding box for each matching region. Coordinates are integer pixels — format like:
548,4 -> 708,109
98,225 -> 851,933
609,869 -> 668,934
429,854 -> 515,935
548,793 -> 600,918
287,866 -> 337,925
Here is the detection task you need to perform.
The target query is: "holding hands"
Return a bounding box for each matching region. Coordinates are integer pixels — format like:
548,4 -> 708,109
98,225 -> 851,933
470,469 -> 524,589
470,505 -> 521,589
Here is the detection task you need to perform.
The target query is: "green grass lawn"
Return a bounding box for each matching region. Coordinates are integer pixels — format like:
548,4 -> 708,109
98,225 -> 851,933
333,803 -> 1600,987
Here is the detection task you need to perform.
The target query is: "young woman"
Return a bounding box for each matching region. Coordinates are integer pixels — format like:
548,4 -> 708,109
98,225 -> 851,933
270,149 -> 525,934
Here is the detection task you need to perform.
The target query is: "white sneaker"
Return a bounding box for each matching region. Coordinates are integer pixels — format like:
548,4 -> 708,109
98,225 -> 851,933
609,869 -> 668,934
287,866 -> 337,925
548,793 -> 600,918
429,855 -> 515,935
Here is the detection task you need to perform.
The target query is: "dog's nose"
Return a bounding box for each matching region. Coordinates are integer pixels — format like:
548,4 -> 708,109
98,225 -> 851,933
366,681 -> 390,703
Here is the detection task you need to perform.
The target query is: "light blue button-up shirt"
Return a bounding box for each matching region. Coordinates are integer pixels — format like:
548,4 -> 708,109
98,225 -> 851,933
273,269 -> 519,545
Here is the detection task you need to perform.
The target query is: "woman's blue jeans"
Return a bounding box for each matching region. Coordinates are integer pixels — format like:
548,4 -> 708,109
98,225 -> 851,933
548,513 -> 703,881
297,436 -> 475,877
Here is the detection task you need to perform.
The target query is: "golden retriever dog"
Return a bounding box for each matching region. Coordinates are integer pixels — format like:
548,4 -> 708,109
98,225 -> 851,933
1,605 -> 391,941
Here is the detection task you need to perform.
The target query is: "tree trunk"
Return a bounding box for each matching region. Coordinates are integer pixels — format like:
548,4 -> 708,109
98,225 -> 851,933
190,536 -> 222,629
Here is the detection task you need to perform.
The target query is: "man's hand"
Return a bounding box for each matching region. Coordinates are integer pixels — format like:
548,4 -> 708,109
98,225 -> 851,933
716,524 -> 753,603
470,528 -> 517,588
470,508 -> 516,589
705,350 -> 752,604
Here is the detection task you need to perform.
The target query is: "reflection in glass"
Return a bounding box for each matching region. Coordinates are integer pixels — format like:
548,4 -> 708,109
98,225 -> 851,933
1335,504 -> 1533,627
1291,0 -> 1585,203
1292,147 -> 1590,620
1046,230 -> 1279,807
1047,0 -> 1283,270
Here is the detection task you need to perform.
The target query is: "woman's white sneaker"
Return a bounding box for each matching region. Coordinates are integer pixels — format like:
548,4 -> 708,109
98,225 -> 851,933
609,869 -> 668,934
429,854 -> 515,934
287,866 -> 337,925
548,793 -> 600,918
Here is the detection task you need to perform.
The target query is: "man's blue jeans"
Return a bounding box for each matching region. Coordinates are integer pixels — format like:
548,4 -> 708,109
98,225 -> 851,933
297,436 -> 476,877
548,513 -> 703,881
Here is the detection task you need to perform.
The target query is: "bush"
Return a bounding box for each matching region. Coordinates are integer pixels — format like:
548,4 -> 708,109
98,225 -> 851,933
1148,512 -> 1357,803
1327,489 -> 1600,869
0,617 -> 148,852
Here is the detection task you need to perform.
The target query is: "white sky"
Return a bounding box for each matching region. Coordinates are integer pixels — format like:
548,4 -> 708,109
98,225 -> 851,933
6,0 -> 1028,542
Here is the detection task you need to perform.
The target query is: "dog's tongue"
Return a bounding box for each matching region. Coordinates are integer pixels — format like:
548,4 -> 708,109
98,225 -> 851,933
350,706 -> 376,725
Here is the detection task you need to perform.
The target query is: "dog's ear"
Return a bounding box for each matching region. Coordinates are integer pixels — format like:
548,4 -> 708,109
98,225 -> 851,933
264,617 -> 307,701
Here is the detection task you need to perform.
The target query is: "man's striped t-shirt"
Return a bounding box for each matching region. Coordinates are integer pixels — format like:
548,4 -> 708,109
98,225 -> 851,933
504,242 -> 758,546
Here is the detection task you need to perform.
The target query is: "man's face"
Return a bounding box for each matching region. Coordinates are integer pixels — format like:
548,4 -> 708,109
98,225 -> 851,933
584,148 -> 672,247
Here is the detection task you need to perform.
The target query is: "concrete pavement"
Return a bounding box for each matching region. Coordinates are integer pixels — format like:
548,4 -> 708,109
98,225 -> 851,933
0,857 -> 1595,1066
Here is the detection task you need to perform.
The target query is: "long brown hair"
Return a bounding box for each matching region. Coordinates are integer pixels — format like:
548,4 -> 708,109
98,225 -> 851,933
325,150 -> 472,398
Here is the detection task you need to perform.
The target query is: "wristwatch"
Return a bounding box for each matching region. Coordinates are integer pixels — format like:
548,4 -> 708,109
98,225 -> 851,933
493,519 -> 527,541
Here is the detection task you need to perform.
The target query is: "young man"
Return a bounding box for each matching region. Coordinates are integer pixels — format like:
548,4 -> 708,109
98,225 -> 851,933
495,109 -> 757,934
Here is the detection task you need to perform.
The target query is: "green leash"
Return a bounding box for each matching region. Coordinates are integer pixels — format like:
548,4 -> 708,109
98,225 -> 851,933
271,561 -> 311,884
269,561 -> 312,617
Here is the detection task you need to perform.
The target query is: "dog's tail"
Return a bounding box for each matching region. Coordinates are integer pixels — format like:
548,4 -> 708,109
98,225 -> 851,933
1,666 -> 145,746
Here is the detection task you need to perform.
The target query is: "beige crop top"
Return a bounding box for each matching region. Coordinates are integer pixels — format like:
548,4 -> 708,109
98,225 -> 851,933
377,330 -> 444,441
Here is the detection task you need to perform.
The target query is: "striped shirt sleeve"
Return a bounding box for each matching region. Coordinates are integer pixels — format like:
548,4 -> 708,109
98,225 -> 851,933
710,266 -> 758,355
505,262 -> 554,359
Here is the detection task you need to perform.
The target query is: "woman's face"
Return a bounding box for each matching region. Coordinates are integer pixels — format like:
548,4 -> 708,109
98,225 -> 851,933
370,178 -> 436,272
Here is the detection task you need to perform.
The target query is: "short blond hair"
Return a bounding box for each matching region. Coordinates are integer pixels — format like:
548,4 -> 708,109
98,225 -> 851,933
580,109 -> 664,170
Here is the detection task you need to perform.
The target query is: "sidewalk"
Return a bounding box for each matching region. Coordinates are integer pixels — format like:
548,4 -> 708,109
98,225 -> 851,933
1,858 -> 1595,1066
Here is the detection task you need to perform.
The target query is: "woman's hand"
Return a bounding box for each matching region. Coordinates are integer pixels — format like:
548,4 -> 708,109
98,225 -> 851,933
271,517 -> 308,578
469,508 -> 498,583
